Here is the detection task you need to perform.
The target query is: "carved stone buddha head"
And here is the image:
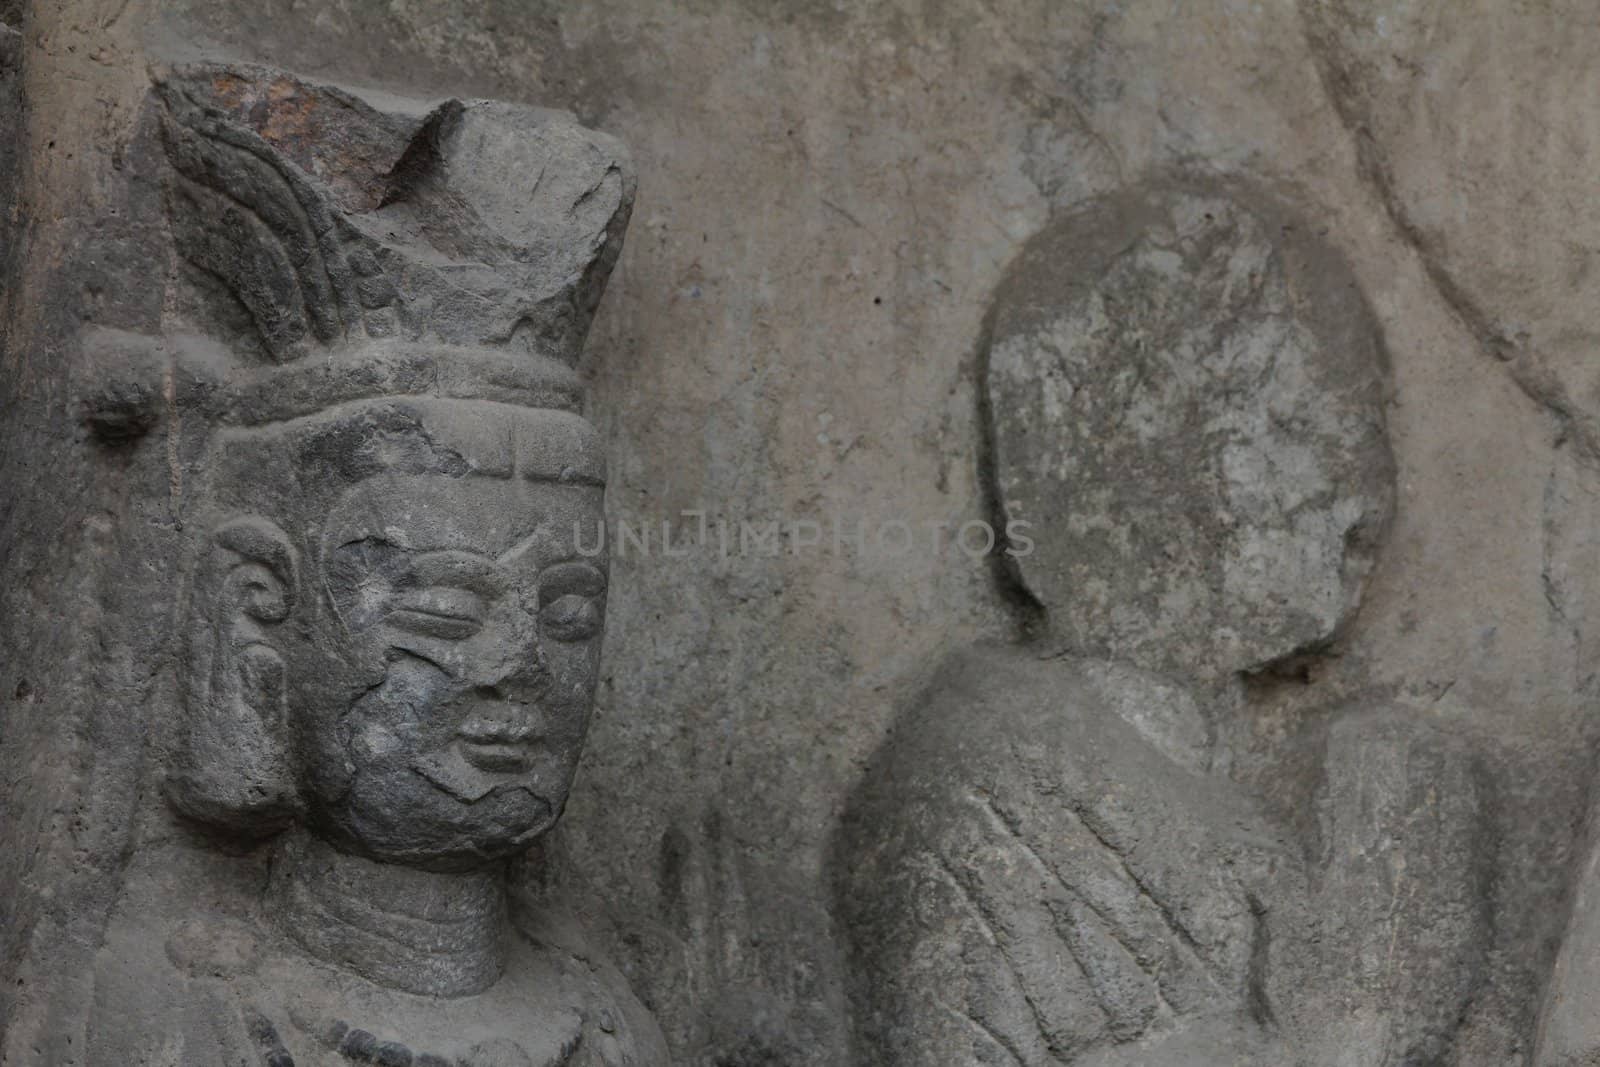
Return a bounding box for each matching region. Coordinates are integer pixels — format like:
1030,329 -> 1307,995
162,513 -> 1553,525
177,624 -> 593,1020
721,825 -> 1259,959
172,398 -> 609,872
60,67 -> 669,1060
151,64 -> 634,876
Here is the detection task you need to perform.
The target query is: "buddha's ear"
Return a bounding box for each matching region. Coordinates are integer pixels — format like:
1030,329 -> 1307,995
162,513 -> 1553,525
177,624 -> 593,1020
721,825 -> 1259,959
166,515 -> 303,836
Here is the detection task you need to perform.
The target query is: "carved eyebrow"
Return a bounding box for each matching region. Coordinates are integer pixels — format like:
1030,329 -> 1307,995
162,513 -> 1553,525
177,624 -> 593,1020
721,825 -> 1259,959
407,551 -> 504,594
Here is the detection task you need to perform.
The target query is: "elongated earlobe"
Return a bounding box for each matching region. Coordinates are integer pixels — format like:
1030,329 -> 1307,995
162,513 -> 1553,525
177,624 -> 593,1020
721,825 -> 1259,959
166,515 -> 302,835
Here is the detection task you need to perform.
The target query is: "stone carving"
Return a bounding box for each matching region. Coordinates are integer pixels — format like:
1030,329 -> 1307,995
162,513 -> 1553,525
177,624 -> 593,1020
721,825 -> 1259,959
836,181 -> 1488,1065
838,646 -> 1300,1065
1538,847 -> 1600,1065
1300,710 -> 1489,1066
985,182 -> 1395,684
77,64 -> 666,1065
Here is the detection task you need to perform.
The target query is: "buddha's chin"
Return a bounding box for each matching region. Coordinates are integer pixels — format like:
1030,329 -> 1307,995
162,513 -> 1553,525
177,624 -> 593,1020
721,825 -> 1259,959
410,742 -> 547,803
313,750 -> 558,868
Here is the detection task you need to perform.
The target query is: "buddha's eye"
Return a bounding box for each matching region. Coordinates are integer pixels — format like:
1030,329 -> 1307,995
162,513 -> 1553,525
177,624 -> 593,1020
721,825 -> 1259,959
538,562 -> 606,643
539,594 -> 602,642
386,587 -> 486,641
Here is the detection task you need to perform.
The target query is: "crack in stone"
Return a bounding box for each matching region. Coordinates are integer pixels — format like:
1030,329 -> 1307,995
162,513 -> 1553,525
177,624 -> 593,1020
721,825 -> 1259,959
1297,0 -> 1600,463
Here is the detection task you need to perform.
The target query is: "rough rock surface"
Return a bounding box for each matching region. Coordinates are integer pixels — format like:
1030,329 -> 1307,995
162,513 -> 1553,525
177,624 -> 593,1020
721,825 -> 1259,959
835,645 -> 1300,1066
2,2 -> 1599,1065
836,651 -> 1493,1066
1303,0 -> 1600,458
1291,708 -> 1492,1066
1539,831 -> 1600,1066
985,181 -> 1394,682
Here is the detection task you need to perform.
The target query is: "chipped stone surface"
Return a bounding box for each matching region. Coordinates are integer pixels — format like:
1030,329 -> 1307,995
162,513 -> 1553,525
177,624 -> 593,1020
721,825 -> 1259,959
985,181 -> 1395,682
1292,707 -> 1492,1066
3,2 -> 1600,1065
835,645 -> 1299,1066
835,650 -> 1493,1066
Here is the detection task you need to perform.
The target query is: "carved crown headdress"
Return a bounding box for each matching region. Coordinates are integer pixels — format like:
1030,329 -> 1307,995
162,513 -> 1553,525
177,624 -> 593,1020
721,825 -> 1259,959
144,62 -> 634,425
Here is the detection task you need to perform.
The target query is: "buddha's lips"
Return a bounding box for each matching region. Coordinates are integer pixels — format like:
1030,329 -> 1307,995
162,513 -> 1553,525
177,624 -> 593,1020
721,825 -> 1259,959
454,715 -> 542,772
456,738 -> 534,773
456,720 -> 540,744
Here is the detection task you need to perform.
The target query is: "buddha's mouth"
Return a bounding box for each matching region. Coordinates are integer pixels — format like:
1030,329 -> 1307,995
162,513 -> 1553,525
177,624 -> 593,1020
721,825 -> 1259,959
454,716 -> 541,773
456,738 -> 534,773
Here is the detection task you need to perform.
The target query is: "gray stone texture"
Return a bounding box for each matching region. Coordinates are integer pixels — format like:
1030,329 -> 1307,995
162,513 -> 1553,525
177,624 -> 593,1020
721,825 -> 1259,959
1539,834 -> 1600,1066
1295,709 -> 1491,1066
2,2 -> 1599,1066
836,645 -> 1299,1065
833,176 -> 1493,1064
1302,0 -> 1600,460
3,51 -> 666,1064
985,182 -> 1395,683
836,651 -> 1493,1066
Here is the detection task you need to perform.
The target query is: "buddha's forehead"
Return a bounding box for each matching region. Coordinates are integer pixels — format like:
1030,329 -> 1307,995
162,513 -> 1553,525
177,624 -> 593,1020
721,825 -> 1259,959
323,473 -> 604,567
200,398 -> 607,569
295,397 -> 607,486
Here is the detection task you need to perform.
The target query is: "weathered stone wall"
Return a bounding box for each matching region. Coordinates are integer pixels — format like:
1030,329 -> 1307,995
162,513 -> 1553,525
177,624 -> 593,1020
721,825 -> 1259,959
4,2 -> 1600,1065
0,1 -> 171,1055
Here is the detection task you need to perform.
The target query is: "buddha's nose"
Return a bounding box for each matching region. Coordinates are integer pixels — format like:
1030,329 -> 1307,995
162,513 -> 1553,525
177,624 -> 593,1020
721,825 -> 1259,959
456,661 -> 552,734
457,689 -> 547,743
477,645 -> 550,694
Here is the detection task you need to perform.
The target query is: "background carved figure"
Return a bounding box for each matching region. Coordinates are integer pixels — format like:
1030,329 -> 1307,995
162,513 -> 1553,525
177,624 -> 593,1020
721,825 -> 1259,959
834,182 -> 1490,1066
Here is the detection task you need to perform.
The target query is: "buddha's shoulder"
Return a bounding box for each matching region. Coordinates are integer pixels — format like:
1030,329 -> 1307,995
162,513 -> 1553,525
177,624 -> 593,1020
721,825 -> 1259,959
839,642 -> 1291,881
858,642 -> 1212,795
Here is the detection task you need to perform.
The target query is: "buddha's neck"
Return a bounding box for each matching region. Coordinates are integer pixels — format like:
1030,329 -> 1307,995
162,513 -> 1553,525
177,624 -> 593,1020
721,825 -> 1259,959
270,830 -> 508,997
